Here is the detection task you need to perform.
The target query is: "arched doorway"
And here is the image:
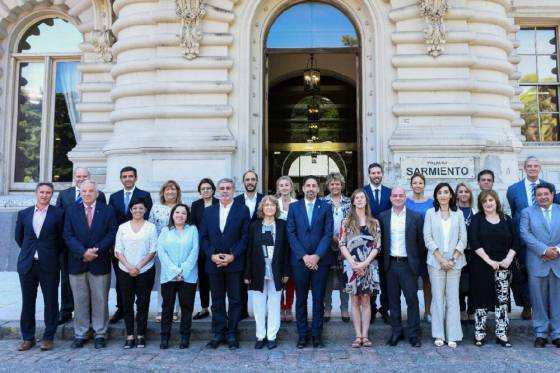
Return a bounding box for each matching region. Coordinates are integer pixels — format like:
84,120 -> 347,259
264,1 -> 362,195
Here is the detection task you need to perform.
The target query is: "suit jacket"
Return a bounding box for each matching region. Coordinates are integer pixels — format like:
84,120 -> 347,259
56,186 -> 106,210
363,184 -> 392,218
556,193 -> 560,205
244,219 -> 291,291
109,188 -> 153,225
423,208 -> 468,269
287,198 -> 334,267
15,205 -> 65,275
234,193 -> 263,221
199,201 -> 250,273
379,209 -> 424,275
507,178 -> 553,228
63,202 -> 118,275
520,204 -> 560,278
190,197 -> 219,229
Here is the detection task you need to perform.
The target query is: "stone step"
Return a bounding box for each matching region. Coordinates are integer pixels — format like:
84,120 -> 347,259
0,318 -> 534,342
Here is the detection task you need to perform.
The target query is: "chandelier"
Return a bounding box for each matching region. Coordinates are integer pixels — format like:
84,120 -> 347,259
303,54 -> 320,92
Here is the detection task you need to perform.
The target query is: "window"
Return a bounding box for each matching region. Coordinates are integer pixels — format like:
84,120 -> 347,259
518,27 -> 560,142
11,18 -> 82,186
266,2 -> 358,49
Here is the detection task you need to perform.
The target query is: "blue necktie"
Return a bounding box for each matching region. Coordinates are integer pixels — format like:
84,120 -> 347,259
545,208 -> 552,228
124,191 -> 131,213
530,183 -> 537,206
75,190 -> 82,204
374,188 -> 380,206
307,203 -> 313,225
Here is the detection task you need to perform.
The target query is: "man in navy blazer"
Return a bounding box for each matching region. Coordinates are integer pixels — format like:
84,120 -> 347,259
233,170 -> 263,319
15,182 -> 65,352
107,166 -> 153,323
63,180 -> 117,349
363,162 -> 391,323
507,156 -> 556,319
200,178 -> 250,350
55,167 -> 106,325
287,175 -> 333,348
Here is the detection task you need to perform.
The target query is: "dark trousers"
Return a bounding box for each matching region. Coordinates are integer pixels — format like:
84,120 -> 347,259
197,253 -> 210,309
511,244 -> 531,307
59,250 -> 74,316
117,266 -> 155,336
161,281 -> 196,337
208,271 -> 242,340
292,264 -> 329,338
371,255 -> 389,314
19,260 -> 59,341
111,254 -> 122,311
386,260 -> 420,338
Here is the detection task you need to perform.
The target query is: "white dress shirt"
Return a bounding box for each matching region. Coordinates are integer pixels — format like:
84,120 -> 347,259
524,178 -> 540,206
390,207 -> 407,257
114,221 -> 158,273
441,217 -> 451,254
32,205 -> 48,259
244,193 -> 257,218
219,201 -> 233,232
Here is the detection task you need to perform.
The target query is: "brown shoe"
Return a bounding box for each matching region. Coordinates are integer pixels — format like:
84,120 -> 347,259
40,340 -> 54,351
17,340 -> 36,351
521,306 -> 532,320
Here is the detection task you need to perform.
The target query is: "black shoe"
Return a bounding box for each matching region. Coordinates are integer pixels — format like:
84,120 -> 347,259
57,313 -> 72,325
94,338 -> 106,349
109,310 -> 123,324
70,338 -> 85,348
381,311 -> 390,325
136,337 -> 145,348
296,336 -> 308,349
193,310 -> 210,320
267,340 -> 277,350
180,336 -> 190,349
534,337 -> 548,348
496,337 -> 512,348
341,316 -> 350,323
228,339 -> 239,350
124,339 -> 135,349
160,337 -> 169,350
254,339 -> 266,349
312,336 -> 325,348
324,316 -> 331,323
206,338 -> 224,349
553,338 -> 560,348
409,337 -> 421,348
386,333 -> 404,346
240,311 -> 249,320
474,337 -> 486,347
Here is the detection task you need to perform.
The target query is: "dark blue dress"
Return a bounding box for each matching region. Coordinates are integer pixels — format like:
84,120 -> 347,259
405,198 -> 434,278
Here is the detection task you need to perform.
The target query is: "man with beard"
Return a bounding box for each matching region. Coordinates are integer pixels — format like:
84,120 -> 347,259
287,176 -> 333,348
234,170 -> 263,318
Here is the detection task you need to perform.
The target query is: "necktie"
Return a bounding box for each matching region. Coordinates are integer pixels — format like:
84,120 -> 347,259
86,206 -> 93,227
374,188 -> 380,206
124,191 -> 131,213
76,191 -> 82,204
307,203 -> 313,225
545,209 -> 552,227
530,182 -> 537,206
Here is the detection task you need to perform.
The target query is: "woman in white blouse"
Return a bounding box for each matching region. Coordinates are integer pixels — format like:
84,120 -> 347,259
115,198 -> 158,349
148,180 -> 182,322
423,183 -> 467,348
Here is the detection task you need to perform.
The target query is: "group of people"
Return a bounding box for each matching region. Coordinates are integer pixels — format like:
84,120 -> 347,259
13,156 -> 560,352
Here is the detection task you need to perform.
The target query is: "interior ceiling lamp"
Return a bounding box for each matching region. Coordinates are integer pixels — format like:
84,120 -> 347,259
307,98 -> 320,122
303,54 -> 320,92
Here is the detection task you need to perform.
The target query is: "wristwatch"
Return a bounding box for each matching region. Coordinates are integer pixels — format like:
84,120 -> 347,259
450,257 -> 457,265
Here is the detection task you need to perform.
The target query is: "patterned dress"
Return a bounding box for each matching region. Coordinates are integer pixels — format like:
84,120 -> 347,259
339,224 -> 381,296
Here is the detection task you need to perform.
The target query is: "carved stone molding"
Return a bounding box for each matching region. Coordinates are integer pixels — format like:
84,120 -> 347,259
175,0 -> 207,60
91,27 -> 116,62
418,0 -> 449,57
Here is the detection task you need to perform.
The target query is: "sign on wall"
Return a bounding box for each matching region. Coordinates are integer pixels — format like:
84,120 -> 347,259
401,157 -> 475,179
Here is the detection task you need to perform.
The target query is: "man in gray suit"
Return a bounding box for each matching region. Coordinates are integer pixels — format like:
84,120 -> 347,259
520,183 -> 560,348
379,186 -> 424,347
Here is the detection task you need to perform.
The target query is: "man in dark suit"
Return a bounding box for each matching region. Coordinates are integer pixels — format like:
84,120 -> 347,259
507,157 -> 555,320
287,175 -> 333,348
200,178 -> 250,350
63,180 -> 117,349
363,162 -> 391,323
15,182 -> 65,352
55,167 -> 106,325
234,170 -> 263,319
379,186 -> 424,348
108,166 -> 153,323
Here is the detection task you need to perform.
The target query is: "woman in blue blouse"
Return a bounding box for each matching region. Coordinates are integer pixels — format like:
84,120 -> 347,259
405,172 -> 433,323
157,203 -> 199,349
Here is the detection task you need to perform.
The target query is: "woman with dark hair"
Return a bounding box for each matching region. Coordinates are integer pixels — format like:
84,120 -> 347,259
149,180 -> 182,322
115,198 -> 158,348
469,190 -> 518,347
339,189 -> 381,348
157,204 -> 199,349
405,172 -> 433,323
190,178 -> 218,320
423,183 -> 467,348
244,195 -> 290,350
456,182 -> 476,324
